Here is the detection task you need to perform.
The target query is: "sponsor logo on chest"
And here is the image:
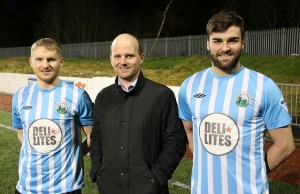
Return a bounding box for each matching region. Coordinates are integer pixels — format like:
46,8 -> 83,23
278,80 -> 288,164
27,118 -> 63,153
199,113 -> 240,155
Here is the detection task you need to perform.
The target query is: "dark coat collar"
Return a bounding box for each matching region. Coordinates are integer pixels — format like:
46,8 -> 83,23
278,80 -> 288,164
114,70 -> 146,95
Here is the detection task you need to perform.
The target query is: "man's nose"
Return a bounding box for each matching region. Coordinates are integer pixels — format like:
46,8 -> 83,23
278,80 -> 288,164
120,56 -> 128,64
42,60 -> 50,67
221,42 -> 230,51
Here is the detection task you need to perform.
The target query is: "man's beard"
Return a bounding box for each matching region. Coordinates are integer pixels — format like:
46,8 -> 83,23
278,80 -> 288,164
210,50 -> 241,73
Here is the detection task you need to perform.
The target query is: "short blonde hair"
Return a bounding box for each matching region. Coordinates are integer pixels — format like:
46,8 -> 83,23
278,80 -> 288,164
111,33 -> 143,56
31,38 -> 61,56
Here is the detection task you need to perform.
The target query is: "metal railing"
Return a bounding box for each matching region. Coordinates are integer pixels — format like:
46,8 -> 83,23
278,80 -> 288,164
0,27 -> 299,58
277,83 -> 300,127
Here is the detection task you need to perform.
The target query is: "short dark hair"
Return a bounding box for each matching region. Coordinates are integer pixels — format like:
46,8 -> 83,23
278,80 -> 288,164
206,11 -> 245,40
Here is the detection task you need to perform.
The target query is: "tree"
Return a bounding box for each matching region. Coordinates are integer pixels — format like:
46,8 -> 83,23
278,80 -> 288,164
1,0 -> 300,47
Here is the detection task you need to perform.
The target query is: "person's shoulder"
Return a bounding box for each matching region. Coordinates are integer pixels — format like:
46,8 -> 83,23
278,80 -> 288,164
15,82 -> 35,93
145,78 -> 163,86
102,83 -> 115,92
94,83 -> 116,103
181,68 -> 209,85
145,78 -> 170,90
13,82 -> 35,100
62,80 -> 87,92
62,80 -> 76,87
245,67 -> 274,83
144,78 -> 176,98
96,83 -> 116,97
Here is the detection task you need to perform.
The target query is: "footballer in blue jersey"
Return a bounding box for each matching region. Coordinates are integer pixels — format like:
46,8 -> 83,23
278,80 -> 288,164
178,12 -> 295,194
12,38 -> 93,194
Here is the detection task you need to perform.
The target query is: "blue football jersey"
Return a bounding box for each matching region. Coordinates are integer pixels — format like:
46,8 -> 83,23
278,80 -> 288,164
178,66 -> 291,194
12,80 -> 93,193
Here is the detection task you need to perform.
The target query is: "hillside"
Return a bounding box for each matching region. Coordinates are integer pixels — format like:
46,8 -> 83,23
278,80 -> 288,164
0,55 -> 299,86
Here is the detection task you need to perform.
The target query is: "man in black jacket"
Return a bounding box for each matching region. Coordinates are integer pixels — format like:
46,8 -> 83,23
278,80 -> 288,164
90,33 -> 187,194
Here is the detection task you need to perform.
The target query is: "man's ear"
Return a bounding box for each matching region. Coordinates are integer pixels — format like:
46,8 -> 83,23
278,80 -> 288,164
140,53 -> 145,64
242,38 -> 245,50
60,57 -> 64,67
110,56 -> 114,67
207,41 -> 210,51
29,58 -> 33,68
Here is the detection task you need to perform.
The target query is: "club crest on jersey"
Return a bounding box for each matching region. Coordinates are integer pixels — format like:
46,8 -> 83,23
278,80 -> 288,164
236,92 -> 251,107
199,113 -> 240,155
57,102 -> 68,114
27,118 -> 63,153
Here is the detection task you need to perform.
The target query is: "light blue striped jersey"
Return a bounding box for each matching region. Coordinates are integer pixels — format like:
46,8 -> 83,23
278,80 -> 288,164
178,66 -> 291,194
12,80 -> 93,194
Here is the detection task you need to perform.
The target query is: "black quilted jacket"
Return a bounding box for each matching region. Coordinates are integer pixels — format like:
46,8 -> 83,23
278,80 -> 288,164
90,71 -> 187,194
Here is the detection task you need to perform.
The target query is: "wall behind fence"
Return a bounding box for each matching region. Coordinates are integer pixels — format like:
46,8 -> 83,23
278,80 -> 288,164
0,73 -> 298,127
1,27 -> 299,58
0,73 -> 179,106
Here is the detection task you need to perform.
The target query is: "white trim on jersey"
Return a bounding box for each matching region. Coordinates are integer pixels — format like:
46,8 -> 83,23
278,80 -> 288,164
13,81 -> 93,193
178,66 -> 291,194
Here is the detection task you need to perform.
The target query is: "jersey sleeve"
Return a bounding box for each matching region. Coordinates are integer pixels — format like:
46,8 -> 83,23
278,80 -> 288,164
262,78 -> 291,130
12,90 -> 22,129
178,78 -> 192,122
77,90 -> 93,126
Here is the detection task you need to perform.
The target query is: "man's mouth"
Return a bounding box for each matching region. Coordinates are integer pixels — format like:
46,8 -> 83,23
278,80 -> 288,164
119,66 -> 129,71
218,52 -> 233,60
40,69 -> 52,74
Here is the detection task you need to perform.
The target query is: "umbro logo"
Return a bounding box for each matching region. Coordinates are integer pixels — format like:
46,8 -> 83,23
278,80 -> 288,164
23,105 -> 33,110
194,93 -> 206,98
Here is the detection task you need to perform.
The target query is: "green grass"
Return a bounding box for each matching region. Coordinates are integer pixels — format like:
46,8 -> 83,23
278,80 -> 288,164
0,55 -> 299,193
0,109 -> 191,194
0,111 -> 19,194
2,55 -> 299,116
0,55 -> 299,86
0,110 -> 299,193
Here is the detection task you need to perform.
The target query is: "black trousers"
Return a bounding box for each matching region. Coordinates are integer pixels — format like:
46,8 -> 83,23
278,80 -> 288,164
15,188 -> 82,194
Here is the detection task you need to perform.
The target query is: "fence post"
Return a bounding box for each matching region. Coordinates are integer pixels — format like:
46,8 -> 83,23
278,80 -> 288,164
188,35 -> 191,56
1,27 -> 300,58
165,37 -> 168,57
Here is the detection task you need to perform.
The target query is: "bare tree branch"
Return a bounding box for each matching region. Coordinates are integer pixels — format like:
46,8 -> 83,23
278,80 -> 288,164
149,0 -> 174,56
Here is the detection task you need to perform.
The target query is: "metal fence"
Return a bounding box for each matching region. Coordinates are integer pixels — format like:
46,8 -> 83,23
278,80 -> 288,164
245,28 -> 300,56
0,27 -> 299,58
277,83 -> 300,127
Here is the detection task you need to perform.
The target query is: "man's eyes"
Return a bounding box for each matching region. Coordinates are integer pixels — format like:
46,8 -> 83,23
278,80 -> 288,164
228,39 -> 239,43
126,55 -> 134,59
35,58 -> 56,62
212,39 -> 239,44
213,40 -> 222,44
114,55 -> 134,59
